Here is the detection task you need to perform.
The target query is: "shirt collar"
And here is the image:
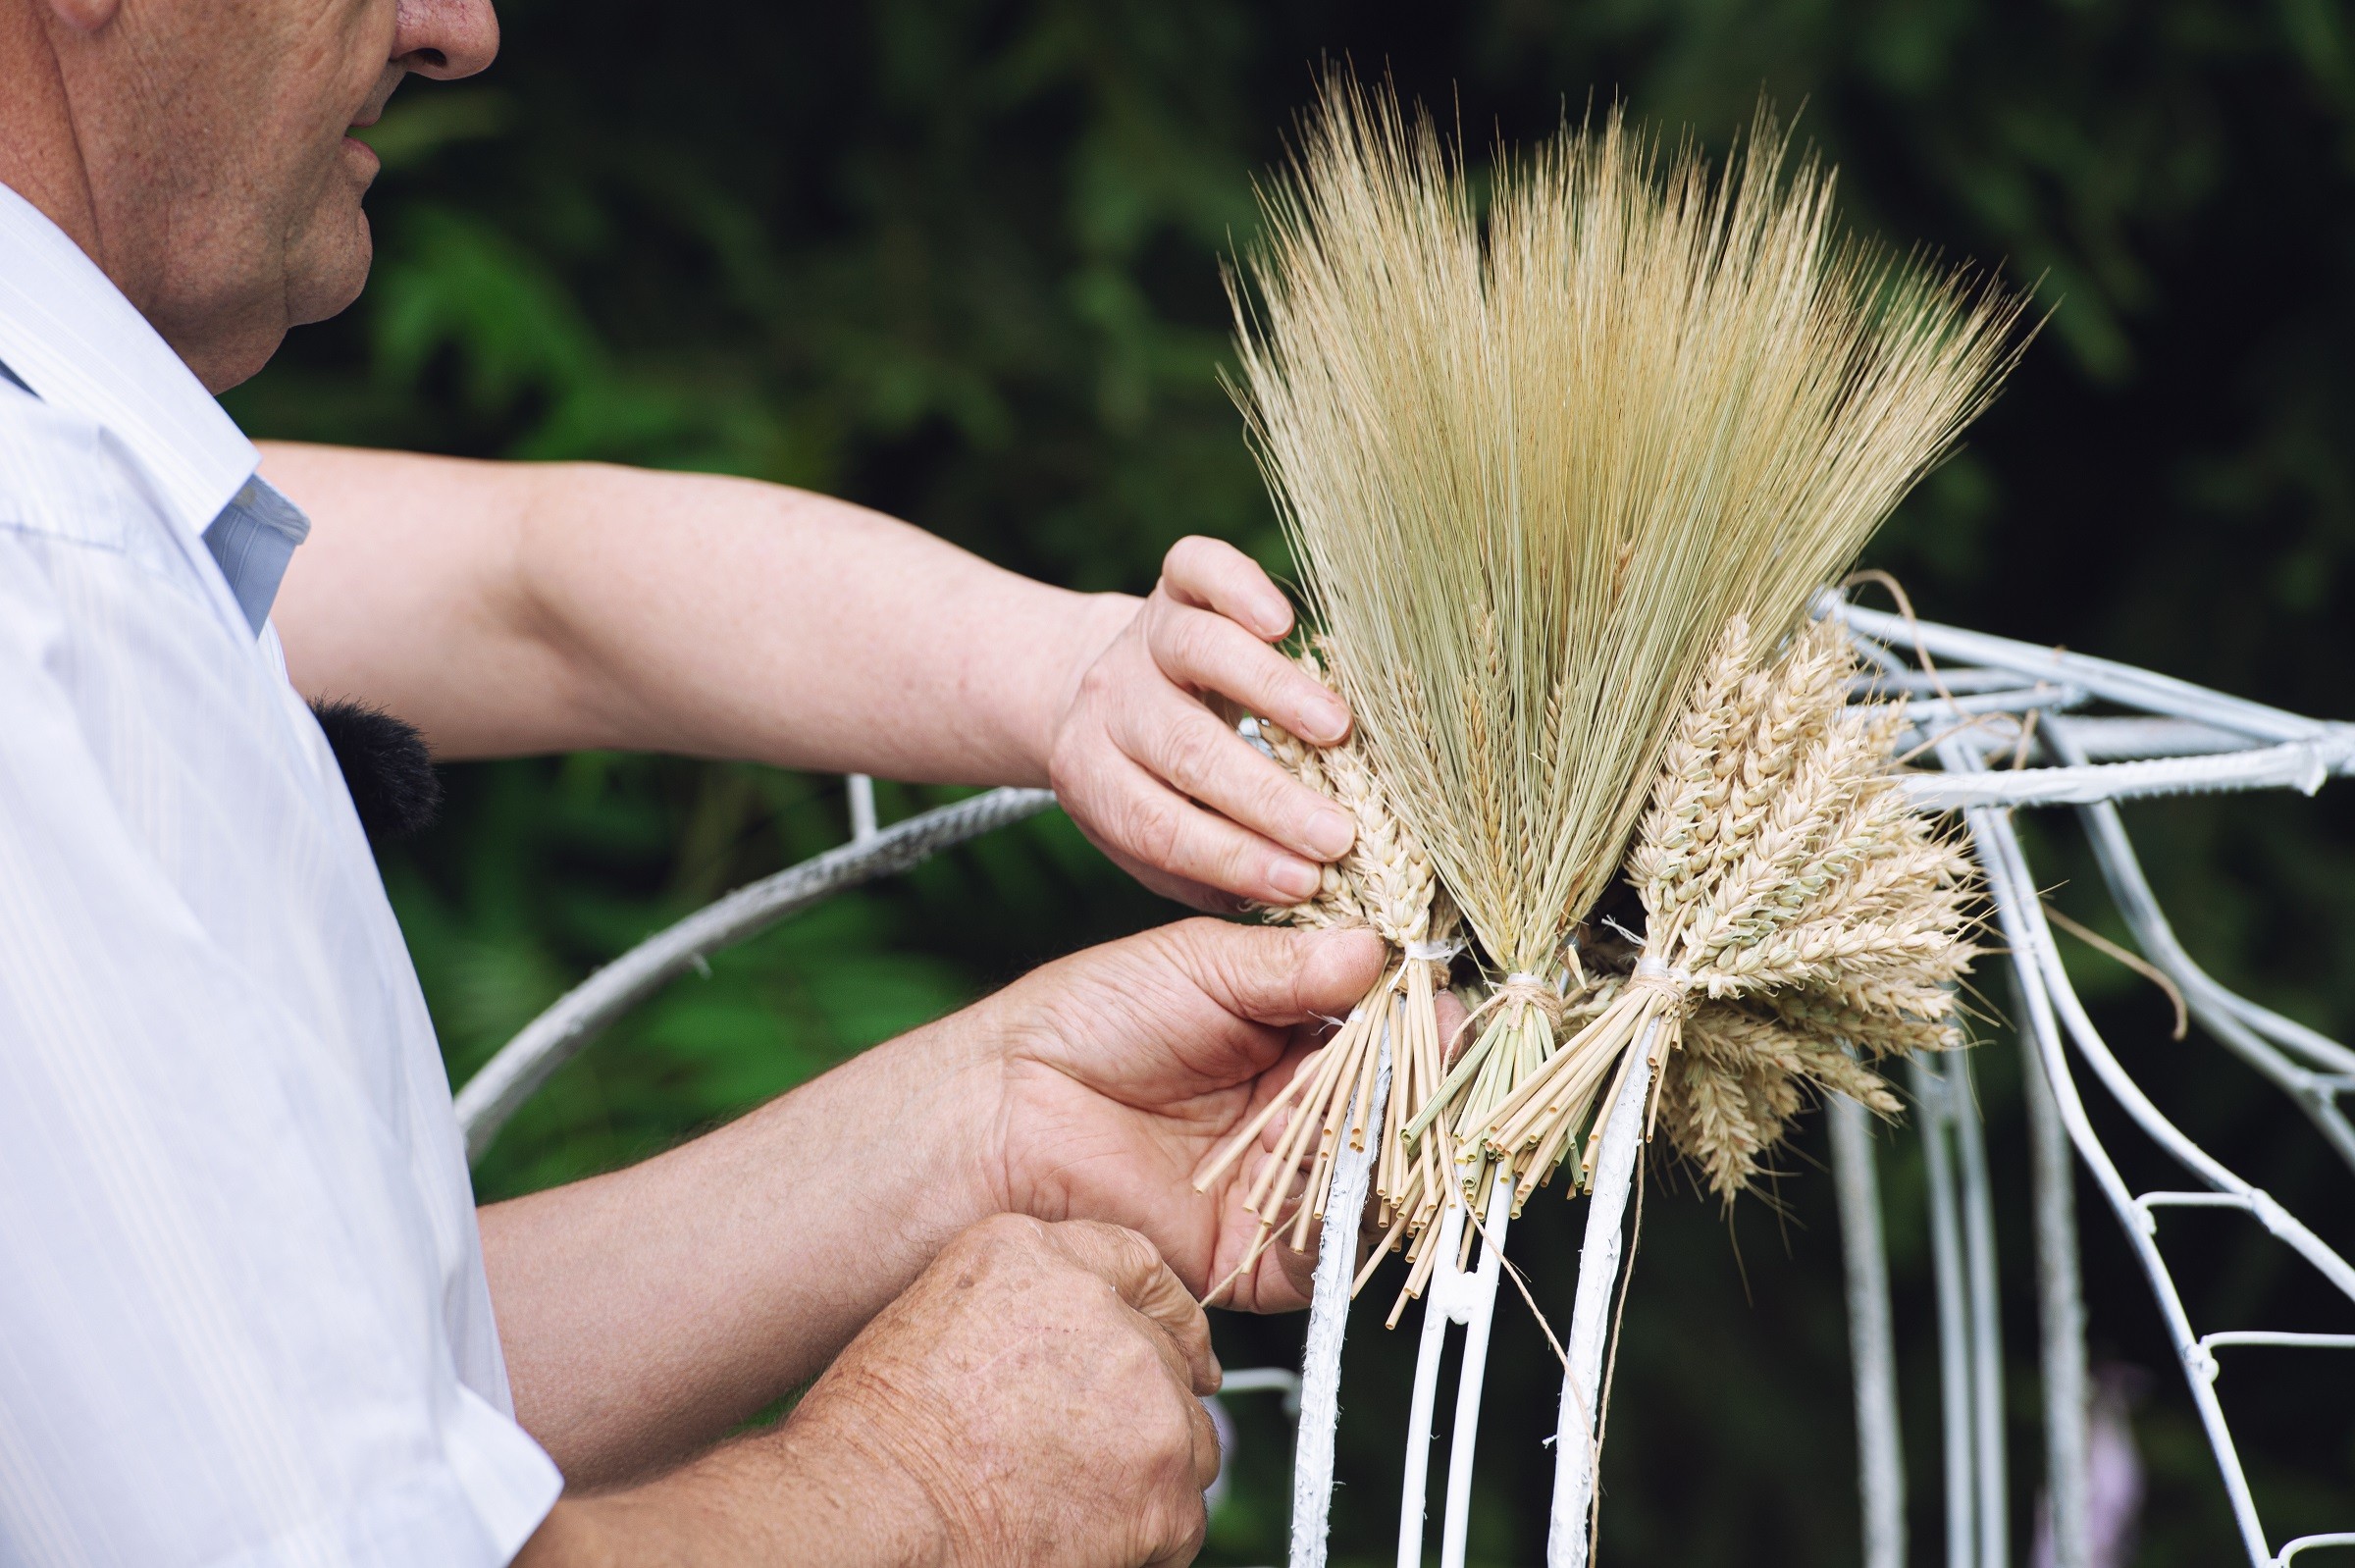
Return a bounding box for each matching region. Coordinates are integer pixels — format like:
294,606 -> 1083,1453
0,180 -> 258,543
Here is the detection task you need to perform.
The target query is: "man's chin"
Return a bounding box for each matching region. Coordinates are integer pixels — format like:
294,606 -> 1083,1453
190,220 -> 371,392
286,213 -> 375,331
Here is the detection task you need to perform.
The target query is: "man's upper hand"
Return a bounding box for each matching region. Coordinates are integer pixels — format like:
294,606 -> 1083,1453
974,917 -> 1391,1314
1046,537 -> 1359,911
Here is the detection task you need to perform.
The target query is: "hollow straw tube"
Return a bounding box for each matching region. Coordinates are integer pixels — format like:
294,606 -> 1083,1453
1290,1025 -> 1390,1568
1545,1017 -> 1661,1568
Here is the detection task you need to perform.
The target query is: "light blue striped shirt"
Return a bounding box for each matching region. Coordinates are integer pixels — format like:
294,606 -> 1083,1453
0,181 -> 560,1564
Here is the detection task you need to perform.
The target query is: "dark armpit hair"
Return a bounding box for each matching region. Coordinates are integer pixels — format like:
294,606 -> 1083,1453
309,699 -> 443,841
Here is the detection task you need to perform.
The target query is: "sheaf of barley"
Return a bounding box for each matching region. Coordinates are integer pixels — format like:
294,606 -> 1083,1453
1227,77 -> 2020,1220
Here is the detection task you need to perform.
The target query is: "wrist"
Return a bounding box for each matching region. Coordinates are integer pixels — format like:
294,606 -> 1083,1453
1020,590 -> 1141,784
821,1002 -> 1017,1268
761,1390 -> 957,1567
897,993 -> 1023,1229
536,1414 -> 949,1568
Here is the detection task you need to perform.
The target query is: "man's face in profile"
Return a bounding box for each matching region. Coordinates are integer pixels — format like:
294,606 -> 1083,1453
72,0 -> 497,388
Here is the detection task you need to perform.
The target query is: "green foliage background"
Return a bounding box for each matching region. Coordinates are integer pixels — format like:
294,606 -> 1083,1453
230,3 -> 2355,1562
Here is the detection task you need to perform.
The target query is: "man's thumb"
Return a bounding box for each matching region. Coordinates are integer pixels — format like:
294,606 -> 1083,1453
1160,918 -> 1386,1026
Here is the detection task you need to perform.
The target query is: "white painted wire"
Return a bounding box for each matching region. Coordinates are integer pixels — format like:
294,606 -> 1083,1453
1953,1049 -> 2011,1568
1903,736 -> 2355,811
455,786 -> 1057,1161
2041,717 -> 2355,1170
847,773 -> 879,843
1829,1093 -> 1907,1568
1289,1025 -> 1389,1568
1840,605 -> 2355,1568
1545,1019 -> 1659,1568
1914,1052 -> 1985,1568
1822,595 -> 2338,744
1947,731 -> 2355,1568
1439,1174 -> 1514,1568
2021,1022 -> 2092,1568
1396,1192 -> 1469,1568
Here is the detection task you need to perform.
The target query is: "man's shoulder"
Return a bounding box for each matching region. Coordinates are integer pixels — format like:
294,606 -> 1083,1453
0,375 -> 185,568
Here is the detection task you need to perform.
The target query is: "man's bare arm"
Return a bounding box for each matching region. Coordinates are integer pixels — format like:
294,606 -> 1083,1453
478,919 -> 1382,1488
477,990 -> 1006,1487
261,444 -> 1360,907
263,444 -> 1109,782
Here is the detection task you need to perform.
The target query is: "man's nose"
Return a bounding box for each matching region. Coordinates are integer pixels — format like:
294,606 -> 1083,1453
392,0 -> 499,81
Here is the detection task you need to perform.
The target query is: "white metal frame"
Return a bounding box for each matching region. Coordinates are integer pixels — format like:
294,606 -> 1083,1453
1815,601 -> 2355,1568
456,601 -> 2355,1568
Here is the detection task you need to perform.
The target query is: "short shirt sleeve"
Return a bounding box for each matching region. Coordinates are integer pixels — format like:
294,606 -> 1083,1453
0,446 -> 561,1565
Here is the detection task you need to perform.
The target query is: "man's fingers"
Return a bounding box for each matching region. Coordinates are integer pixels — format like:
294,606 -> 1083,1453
1152,919 -> 1387,1031
1081,750 -> 1328,905
1146,597 -> 1347,747
1048,1221 -> 1221,1395
1096,843 -> 1248,915
1159,536 -> 1293,643
1112,686 -> 1352,864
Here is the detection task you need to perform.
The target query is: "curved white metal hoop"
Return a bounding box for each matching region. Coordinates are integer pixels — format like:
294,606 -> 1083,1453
455,786 -> 1057,1161
1886,614 -> 2355,1568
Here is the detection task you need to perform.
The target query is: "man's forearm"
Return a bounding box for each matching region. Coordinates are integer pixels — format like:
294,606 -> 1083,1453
478,1002 -> 1005,1487
514,1423 -> 944,1568
262,443 -> 1134,779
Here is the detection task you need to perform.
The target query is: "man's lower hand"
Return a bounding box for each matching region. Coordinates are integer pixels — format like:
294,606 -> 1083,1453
518,1215 -> 1221,1568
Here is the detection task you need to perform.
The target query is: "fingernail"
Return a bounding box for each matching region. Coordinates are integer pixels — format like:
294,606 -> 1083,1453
1302,697 -> 1348,744
1271,858 -> 1321,902
1305,808 -> 1355,859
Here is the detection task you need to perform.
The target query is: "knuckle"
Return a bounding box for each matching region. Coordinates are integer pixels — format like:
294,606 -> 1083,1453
1103,1222 -> 1162,1282
1141,1435 -> 1212,1549
1175,1506 -> 1210,1562
1160,608 -> 1223,678
1067,661 -> 1124,726
966,1212 -> 1047,1255
1256,765 -> 1317,827
1163,534 -> 1215,582
1143,1499 -> 1201,1559
1159,716 -> 1228,792
1126,1382 -> 1192,1454
1120,792 -> 1186,869
1214,831 -> 1267,888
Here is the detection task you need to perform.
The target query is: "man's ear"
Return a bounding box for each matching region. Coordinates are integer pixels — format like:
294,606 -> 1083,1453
48,0 -> 120,32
